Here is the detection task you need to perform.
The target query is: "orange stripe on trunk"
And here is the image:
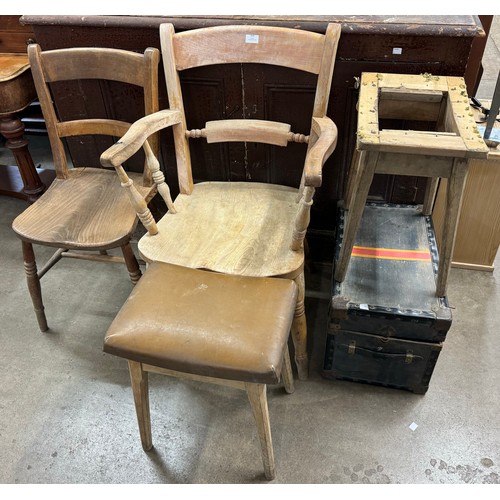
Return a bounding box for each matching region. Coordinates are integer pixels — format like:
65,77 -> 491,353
352,245 -> 431,261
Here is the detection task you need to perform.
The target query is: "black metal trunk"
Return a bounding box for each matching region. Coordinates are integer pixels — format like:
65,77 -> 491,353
323,203 -> 453,394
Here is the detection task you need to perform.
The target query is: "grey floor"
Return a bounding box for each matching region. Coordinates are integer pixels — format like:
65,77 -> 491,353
477,16 -> 500,99
1,18 -> 500,487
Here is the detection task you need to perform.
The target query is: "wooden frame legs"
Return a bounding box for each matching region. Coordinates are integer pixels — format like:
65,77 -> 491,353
335,150 -> 468,298
422,177 -> 440,216
121,243 -> 142,285
281,345 -> 295,394
290,272 -> 309,381
20,241 -> 142,330
128,360 -> 153,451
22,240 -> 48,332
435,158 -> 468,297
126,346 -> 294,480
334,150 -> 378,284
246,383 -> 275,480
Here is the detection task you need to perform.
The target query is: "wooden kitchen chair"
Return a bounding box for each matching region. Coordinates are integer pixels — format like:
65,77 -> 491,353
100,23 -> 341,380
12,45 -> 160,331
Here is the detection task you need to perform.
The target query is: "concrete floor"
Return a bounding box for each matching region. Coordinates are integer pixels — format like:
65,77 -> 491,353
2,200 -> 499,487
1,17 -> 500,487
476,16 -> 500,99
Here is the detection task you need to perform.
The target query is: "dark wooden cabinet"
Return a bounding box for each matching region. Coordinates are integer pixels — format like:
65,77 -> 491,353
20,15 -> 486,258
0,15 -> 34,52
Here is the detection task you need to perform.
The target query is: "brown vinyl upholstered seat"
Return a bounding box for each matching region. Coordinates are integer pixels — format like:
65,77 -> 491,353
103,261 -> 298,480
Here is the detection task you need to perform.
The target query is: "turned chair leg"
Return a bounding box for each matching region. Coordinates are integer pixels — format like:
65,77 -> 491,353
22,240 -> 48,332
128,361 -> 153,451
245,383 -> 275,481
121,243 -> 142,285
290,272 -> 308,381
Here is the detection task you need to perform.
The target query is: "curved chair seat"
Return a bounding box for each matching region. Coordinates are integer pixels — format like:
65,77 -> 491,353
13,168 -> 154,249
138,181 -> 304,279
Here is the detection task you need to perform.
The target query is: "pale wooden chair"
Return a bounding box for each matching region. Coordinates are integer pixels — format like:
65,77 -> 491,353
103,261 -> 297,480
12,45 -> 160,331
100,23 -> 342,380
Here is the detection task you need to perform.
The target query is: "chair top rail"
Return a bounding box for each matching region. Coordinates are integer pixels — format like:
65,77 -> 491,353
39,46 -> 159,87
172,24 -> 325,74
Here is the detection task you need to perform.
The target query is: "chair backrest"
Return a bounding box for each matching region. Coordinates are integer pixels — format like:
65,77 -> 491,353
159,23 -> 341,195
28,44 -> 160,184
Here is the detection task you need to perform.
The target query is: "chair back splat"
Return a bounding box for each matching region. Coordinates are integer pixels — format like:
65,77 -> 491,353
29,45 -> 160,183
159,23 -> 340,195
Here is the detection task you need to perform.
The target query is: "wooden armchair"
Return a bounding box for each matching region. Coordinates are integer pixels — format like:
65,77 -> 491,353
100,23 -> 341,380
12,45 -> 160,331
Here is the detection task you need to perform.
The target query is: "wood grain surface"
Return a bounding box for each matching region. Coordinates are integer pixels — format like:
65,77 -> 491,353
138,181 -> 304,278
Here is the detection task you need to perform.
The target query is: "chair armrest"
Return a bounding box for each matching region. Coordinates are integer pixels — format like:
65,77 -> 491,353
304,117 -> 338,187
100,109 -> 183,168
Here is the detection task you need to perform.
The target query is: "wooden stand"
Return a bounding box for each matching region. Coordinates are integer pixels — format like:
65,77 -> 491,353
0,54 -> 54,203
335,72 -> 489,297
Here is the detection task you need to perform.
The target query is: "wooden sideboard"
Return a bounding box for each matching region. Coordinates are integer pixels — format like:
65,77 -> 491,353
20,15 -> 487,259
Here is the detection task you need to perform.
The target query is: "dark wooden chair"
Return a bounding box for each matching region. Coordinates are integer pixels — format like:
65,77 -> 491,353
12,45 -> 160,331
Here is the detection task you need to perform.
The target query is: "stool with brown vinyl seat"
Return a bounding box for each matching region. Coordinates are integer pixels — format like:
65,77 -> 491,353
103,262 -> 298,480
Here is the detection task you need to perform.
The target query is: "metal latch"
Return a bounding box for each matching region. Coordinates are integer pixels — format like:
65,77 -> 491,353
378,325 -> 396,339
405,351 -> 414,364
348,341 -> 356,355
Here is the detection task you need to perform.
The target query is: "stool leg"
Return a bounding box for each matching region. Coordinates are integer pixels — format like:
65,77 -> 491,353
335,150 -> 378,283
343,147 -> 361,210
22,241 -> 48,332
436,158 -> 468,297
245,383 -> 275,481
121,243 -> 142,285
422,177 -> 440,216
281,345 -> 295,394
128,361 -> 153,451
291,272 -> 308,381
